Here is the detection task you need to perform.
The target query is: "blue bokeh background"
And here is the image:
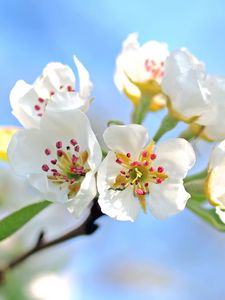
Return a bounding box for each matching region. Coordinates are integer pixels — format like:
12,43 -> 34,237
1,1 -> 225,299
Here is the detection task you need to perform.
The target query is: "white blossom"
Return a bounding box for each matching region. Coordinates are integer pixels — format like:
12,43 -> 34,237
161,48 -> 210,122
97,124 -> 196,221
114,33 -> 169,110
10,56 -> 93,128
8,109 -> 102,217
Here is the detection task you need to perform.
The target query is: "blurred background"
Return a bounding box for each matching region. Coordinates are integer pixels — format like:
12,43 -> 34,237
1,0 -> 225,299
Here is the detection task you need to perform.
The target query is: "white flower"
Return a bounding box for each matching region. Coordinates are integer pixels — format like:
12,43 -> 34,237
194,75 -> 225,141
114,33 -> 169,110
0,166 -> 42,212
97,124 -> 196,221
205,140 -> 225,222
161,48 -> 210,122
10,56 -> 93,128
7,109 -> 102,217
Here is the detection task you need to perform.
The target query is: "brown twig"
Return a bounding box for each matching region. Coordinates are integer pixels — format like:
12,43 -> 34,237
0,200 -> 103,284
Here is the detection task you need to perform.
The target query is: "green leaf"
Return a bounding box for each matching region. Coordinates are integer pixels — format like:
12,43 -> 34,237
153,113 -> 178,142
187,198 -> 225,231
0,201 -> 51,242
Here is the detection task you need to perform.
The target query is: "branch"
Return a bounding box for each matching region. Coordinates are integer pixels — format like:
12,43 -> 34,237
0,199 -> 103,284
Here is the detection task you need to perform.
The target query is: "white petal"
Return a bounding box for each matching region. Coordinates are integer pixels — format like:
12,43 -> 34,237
97,151 -> 123,194
98,186 -> 140,222
198,76 -> 225,140
73,55 -> 93,99
154,138 -> 196,179
67,171 -> 97,218
8,128 -> 50,176
47,92 -> 89,112
149,179 -> 190,219
40,62 -> 75,91
209,140 -> 225,169
10,80 -> 41,128
103,124 -> 148,158
114,33 -> 141,96
0,167 -> 42,210
161,49 -> 210,119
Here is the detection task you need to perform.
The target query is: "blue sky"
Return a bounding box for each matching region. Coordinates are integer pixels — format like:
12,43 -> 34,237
1,1 -> 225,299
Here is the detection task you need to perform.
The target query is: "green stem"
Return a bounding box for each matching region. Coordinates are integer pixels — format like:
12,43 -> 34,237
131,94 -> 151,124
153,113 -> 178,142
107,120 -> 125,127
187,198 -> 225,231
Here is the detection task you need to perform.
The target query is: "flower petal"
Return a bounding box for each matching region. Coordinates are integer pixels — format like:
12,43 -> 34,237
103,124 -> 148,158
154,138 -> 196,179
198,76 -> 225,141
67,171 -> 97,217
149,179 -> 190,219
40,62 -> 75,91
98,185 -> 140,222
209,140 -> 225,169
162,49 -> 210,119
10,80 -> 43,128
73,55 -> 93,99
97,151 -> 123,194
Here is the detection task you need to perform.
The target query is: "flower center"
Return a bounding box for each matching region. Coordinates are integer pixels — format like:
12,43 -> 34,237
112,142 -> 168,212
144,59 -> 165,80
34,84 -> 75,118
41,138 -> 89,199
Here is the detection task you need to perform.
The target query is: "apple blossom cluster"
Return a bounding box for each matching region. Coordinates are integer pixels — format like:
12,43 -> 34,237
2,33 -> 225,229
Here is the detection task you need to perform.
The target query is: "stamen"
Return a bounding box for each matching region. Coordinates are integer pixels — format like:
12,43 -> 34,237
70,139 -> 77,146
157,166 -> 164,173
126,152 -> 131,158
156,178 -> 162,184
42,164 -> 49,172
135,188 -> 145,195
34,105 -> 40,111
116,158 -> 123,164
142,151 -> 148,158
51,159 -> 57,165
44,148 -> 51,155
67,85 -> 74,92
74,145 -> 80,152
57,150 -> 63,157
150,153 -> 157,160
56,141 -> 62,149
38,97 -> 45,103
